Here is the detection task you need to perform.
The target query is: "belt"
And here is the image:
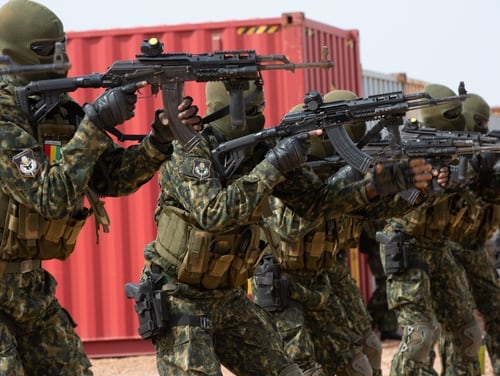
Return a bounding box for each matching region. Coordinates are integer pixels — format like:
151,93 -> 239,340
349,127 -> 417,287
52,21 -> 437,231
0,259 -> 41,277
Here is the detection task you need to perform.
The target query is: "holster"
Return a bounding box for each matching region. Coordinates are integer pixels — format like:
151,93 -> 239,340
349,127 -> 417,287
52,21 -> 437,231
376,231 -> 410,274
252,254 -> 289,312
125,270 -> 169,339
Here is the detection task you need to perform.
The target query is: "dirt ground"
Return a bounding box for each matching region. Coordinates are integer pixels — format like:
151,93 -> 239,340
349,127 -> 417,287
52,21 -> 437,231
90,338 -> 494,375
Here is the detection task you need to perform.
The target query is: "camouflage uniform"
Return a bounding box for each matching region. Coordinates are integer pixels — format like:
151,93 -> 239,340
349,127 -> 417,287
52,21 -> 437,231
0,2 -> 178,374
141,120 -> 388,376
438,93 -> 500,376
250,88 -> 421,376
378,84 -> 484,376
255,194 -> 380,376
253,166 -> 423,376
380,207 -> 480,376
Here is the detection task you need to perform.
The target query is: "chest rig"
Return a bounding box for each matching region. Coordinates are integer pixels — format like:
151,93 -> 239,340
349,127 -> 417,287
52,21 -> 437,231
0,106 -> 109,261
276,219 -> 339,271
446,191 -> 496,244
154,205 -> 265,289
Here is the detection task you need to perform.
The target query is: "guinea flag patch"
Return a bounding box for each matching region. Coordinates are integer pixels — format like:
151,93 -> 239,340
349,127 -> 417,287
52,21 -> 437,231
44,140 -> 62,164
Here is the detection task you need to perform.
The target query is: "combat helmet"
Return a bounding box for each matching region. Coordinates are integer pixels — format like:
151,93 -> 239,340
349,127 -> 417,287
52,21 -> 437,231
306,89 -> 366,159
0,0 -> 67,80
419,83 -> 465,131
205,80 -> 265,141
463,93 -> 489,134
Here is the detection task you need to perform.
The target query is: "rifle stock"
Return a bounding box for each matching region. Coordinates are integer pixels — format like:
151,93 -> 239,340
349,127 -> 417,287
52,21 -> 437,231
1,42 -> 70,76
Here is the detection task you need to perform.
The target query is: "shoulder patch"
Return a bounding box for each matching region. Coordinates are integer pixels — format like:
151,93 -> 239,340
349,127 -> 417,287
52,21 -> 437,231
192,158 -> 211,180
12,149 -> 40,178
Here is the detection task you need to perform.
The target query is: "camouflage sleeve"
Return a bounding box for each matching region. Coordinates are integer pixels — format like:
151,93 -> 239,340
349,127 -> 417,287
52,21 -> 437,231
160,139 -> 286,232
264,196 -> 324,241
351,193 -> 418,221
0,87 -> 112,219
265,165 -> 373,240
268,164 -> 373,224
89,134 -> 168,196
302,165 -> 373,221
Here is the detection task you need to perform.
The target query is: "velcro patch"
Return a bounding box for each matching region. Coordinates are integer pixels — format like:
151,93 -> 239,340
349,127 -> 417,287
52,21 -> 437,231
191,158 -> 211,180
12,149 -> 40,178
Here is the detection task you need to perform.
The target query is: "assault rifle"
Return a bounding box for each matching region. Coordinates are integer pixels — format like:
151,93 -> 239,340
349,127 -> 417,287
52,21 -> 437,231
211,84 -> 469,179
15,37 -> 333,149
0,42 -> 70,76
363,119 -> 500,201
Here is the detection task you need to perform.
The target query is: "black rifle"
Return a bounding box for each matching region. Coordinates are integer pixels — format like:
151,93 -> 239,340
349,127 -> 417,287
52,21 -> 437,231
15,37 -> 333,148
211,84 -> 469,179
1,42 -> 70,76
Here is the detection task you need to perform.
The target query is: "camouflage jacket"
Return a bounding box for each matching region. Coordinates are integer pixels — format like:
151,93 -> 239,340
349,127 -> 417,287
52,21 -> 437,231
0,81 -> 167,217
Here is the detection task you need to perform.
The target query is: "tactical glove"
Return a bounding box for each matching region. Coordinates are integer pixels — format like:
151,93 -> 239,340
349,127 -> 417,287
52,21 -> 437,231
149,109 -> 174,154
149,97 -> 201,153
372,160 -> 418,196
265,134 -> 309,174
83,82 -> 138,130
288,272 -> 330,310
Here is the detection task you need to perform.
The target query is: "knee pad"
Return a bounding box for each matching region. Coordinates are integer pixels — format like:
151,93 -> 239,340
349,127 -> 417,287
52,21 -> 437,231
452,319 -> 482,360
303,363 -> 325,376
399,322 -> 435,362
362,330 -> 382,371
345,353 -> 373,376
279,363 -> 304,376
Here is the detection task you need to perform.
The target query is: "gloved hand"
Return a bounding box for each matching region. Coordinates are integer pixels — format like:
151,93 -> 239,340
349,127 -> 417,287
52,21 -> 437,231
372,158 -> 435,196
83,81 -> 143,130
265,134 -> 309,174
149,96 -> 202,152
288,272 -> 330,310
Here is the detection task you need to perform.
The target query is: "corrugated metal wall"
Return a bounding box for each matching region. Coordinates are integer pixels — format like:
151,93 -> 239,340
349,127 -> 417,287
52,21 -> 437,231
362,69 -> 403,97
42,13 -> 364,357
392,72 -> 428,94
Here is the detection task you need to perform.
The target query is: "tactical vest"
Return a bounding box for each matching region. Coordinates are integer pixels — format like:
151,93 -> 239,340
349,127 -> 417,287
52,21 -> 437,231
277,219 -> 338,271
447,191 -> 496,245
403,195 -> 450,239
336,214 -> 365,250
0,109 -> 109,261
154,205 -> 264,289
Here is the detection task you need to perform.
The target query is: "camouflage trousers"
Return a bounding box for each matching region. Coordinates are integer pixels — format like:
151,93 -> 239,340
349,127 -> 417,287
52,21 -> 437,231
0,269 -> 92,376
152,274 -> 297,376
321,254 -> 382,376
439,241 -> 500,376
269,300 -> 326,375
267,261 -> 379,376
380,235 -> 481,376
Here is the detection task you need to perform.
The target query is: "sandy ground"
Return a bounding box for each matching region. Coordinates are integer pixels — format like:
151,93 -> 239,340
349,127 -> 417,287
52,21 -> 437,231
90,338 -> 494,375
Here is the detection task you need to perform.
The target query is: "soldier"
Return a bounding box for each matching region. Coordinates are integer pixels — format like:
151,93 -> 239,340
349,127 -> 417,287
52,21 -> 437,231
250,89 -> 449,376
133,80 -> 437,375
0,0 -> 201,374
378,83 -> 485,376
438,93 -> 500,376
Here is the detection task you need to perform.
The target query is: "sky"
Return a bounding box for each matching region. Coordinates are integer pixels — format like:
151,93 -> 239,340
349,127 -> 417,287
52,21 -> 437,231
2,0 -> 499,106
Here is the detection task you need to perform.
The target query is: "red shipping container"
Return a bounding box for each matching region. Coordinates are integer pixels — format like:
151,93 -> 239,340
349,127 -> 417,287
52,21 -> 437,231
43,12 -> 366,357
